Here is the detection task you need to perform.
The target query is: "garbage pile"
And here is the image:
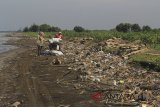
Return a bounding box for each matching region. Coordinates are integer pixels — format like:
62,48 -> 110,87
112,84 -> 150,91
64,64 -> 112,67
61,37 -> 160,106
100,37 -> 146,58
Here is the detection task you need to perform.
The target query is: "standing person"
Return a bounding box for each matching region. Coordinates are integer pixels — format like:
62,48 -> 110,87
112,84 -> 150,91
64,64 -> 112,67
37,32 -> 45,56
54,32 -> 64,50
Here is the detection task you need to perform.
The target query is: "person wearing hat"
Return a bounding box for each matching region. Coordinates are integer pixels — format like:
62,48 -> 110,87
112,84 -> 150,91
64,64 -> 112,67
37,32 -> 45,55
54,32 -> 63,39
54,32 -> 64,50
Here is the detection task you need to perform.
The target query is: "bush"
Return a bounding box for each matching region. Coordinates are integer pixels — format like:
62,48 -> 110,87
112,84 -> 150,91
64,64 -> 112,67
73,26 -> 85,32
142,25 -> 151,31
29,24 -> 39,32
23,24 -> 61,32
116,23 -> 131,32
49,26 -> 61,32
131,24 -> 141,32
39,24 -> 51,32
23,27 -> 29,32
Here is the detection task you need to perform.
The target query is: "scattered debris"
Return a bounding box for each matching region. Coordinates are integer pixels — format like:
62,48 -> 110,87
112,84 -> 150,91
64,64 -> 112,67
53,57 -> 61,65
11,101 -> 21,107
43,50 -> 64,56
59,37 -> 160,106
57,104 -> 70,107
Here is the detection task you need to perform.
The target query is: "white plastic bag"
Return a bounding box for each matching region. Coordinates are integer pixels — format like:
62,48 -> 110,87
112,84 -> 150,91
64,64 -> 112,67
51,50 -> 63,55
49,38 -> 62,43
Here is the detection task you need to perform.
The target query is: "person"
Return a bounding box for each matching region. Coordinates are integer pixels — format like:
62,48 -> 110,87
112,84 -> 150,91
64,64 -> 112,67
48,35 -> 62,50
37,32 -> 45,56
54,32 -> 64,50
54,32 -> 63,39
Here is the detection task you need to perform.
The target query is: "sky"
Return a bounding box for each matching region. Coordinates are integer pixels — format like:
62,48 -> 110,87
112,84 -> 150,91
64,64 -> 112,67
0,0 -> 160,31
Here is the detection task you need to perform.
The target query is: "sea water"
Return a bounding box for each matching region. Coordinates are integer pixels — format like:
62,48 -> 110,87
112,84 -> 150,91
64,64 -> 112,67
0,33 -> 16,53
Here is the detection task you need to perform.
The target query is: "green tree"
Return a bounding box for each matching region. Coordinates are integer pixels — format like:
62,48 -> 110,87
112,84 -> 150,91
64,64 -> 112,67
116,23 -> 131,32
54,27 -> 61,32
142,25 -> 151,31
39,24 -> 51,32
131,24 -> 141,32
29,24 -> 39,32
116,23 -> 124,32
23,27 -> 29,32
74,26 -> 85,32
49,26 -> 61,32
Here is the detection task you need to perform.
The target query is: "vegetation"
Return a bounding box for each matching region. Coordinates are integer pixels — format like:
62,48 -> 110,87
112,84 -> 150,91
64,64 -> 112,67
130,53 -> 160,71
142,25 -> 152,31
23,27 -> 29,32
23,30 -> 160,46
23,23 -> 160,49
23,24 -> 61,32
115,23 -> 153,33
73,26 -> 85,32
116,23 -> 131,32
131,24 -> 141,32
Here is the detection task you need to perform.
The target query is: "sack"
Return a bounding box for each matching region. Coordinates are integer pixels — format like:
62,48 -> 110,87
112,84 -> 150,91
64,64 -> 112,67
51,50 -> 63,56
49,38 -> 62,43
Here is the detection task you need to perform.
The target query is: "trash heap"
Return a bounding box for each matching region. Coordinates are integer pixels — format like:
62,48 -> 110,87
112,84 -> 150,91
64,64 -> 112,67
61,37 -> 160,106
100,37 -> 146,58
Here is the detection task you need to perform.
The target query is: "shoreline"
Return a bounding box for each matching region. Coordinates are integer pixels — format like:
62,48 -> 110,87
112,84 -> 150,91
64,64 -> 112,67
0,48 -> 26,70
0,33 -> 29,107
0,33 -> 24,70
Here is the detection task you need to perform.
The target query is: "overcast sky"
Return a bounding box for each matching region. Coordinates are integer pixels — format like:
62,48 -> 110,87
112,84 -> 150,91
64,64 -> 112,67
0,0 -> 160,31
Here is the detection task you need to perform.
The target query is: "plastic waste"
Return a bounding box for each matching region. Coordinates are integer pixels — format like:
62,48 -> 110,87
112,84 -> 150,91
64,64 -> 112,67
51,50 -> 63,56
119,80 -> 124,84
49,38 -> 62,43
11,101 -> 21,107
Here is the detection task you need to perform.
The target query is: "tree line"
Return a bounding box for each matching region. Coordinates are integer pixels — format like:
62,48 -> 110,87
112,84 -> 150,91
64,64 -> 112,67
23,24 -> 85,32
115,23 -> 153,32
23,23 -> 160,33
23,24 -> 61,32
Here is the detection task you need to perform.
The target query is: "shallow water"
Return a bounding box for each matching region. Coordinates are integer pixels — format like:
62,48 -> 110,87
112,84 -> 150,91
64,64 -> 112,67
0,33 -> 16,53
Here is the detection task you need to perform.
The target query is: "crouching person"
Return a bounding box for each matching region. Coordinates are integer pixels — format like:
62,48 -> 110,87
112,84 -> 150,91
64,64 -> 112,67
48,32 -> 63,51
54,32 -> 64,51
